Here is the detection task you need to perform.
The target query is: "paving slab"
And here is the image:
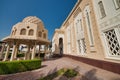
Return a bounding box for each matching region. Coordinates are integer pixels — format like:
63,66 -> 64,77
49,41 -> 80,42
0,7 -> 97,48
0,57 -> 120,80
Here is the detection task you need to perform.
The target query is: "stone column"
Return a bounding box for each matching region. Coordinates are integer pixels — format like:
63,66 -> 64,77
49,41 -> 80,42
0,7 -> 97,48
26,45 -> 30,60
14,44 -> 19,59
10,42 -> 17,61
3,44 -> 10,61
38,45 -> 41,57
31,42 -> 36,60
46,44 -> 49,54
24,45 -> 27,60
0,43 -> 5,59
44,44 -> 49,59
24,52 -> 27,60
44,45 -> 46,54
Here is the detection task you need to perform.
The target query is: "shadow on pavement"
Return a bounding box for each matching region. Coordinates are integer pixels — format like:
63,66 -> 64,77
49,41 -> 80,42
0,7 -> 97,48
81,69 -> 99,80
40,65 -> 47,68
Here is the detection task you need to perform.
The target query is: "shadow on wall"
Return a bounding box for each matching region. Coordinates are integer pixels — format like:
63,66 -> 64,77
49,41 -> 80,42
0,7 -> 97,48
53,44 -> 59,54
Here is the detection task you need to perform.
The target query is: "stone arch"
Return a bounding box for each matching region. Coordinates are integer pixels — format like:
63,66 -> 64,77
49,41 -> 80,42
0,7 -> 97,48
20,28 -> 26,35
43,33 -> 46,39
59,37 -> 63,55
12,30 -> 14,36
38,31 -> 42,37
28,29 -> 34,36
14,29 -> 17,35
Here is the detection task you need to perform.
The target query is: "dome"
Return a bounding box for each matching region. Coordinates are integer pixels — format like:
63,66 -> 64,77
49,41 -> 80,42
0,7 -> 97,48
22,16 -> 42,24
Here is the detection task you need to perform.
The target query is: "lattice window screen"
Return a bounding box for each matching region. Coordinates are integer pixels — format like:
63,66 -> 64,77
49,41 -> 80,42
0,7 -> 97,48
82,39 -> 86,53
105,29 -> 120,56
78,40 -> 81,53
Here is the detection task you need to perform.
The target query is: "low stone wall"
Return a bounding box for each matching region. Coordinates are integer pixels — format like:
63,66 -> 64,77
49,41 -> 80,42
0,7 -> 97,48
64,54 -> 120,74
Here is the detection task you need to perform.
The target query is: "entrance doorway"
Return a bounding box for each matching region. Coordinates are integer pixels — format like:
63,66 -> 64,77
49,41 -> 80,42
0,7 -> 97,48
59,38 -> 63,56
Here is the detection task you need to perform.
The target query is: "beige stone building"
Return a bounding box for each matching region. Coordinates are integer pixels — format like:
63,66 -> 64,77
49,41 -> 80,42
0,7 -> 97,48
52,0 -> 120,73
1,16 -> 50,61
92,0 -> 120,61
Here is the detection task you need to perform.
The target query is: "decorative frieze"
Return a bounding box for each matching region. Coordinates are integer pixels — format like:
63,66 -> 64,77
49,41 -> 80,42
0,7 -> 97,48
100,14 -> 120,30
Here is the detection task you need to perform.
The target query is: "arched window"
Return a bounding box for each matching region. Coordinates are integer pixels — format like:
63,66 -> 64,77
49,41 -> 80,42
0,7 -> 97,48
59,38 -> 63,48
43,33 -> 46,39
28,29 -> 34,36
59,38 -> 63,55
14,29 -> 17,35
20,29 -> 26,35
38,31 -> 42,37
12,31 -> 14,36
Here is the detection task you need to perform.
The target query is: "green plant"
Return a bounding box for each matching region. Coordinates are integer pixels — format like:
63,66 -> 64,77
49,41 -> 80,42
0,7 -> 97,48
57,68 -> 66,75
40,53 -> 45,58
39,68 -> 78,80
8,53 -> 11,58
0,59 -> 41,74
17,53 -> 24,57
7,52 -> 24,58
63,69 -> 78,78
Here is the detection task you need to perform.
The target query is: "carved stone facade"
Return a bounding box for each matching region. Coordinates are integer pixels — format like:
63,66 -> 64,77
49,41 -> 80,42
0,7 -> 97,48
52,0 -> 120,63
93,0 -> 120,60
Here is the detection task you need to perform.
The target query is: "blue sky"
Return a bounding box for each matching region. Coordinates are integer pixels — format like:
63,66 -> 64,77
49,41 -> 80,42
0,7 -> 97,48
0,0 -> 77,41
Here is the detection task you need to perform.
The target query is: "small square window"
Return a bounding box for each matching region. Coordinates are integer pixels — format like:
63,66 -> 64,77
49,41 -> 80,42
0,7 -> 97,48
98,1 -> 106,18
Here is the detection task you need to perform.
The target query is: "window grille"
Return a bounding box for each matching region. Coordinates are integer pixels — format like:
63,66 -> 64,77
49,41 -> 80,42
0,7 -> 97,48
78,40 -> 81,53
105,29 -> 120,56
82,39 -> 86,53
76,20 -> 86,54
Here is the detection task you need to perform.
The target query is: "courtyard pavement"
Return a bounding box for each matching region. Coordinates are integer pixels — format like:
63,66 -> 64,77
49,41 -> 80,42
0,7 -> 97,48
0,57 -> 120,80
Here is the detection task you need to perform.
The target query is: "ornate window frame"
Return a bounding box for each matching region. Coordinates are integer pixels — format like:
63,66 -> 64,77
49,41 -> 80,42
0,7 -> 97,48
103,26 -> 120,60
74,12 -> 86,55
20,28 -> 26,35
28,29 -> 34,36
84,5 -> 94,47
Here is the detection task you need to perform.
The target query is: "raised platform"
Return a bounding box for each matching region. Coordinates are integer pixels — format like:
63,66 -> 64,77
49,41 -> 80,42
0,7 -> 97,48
64,54 -> 120,74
